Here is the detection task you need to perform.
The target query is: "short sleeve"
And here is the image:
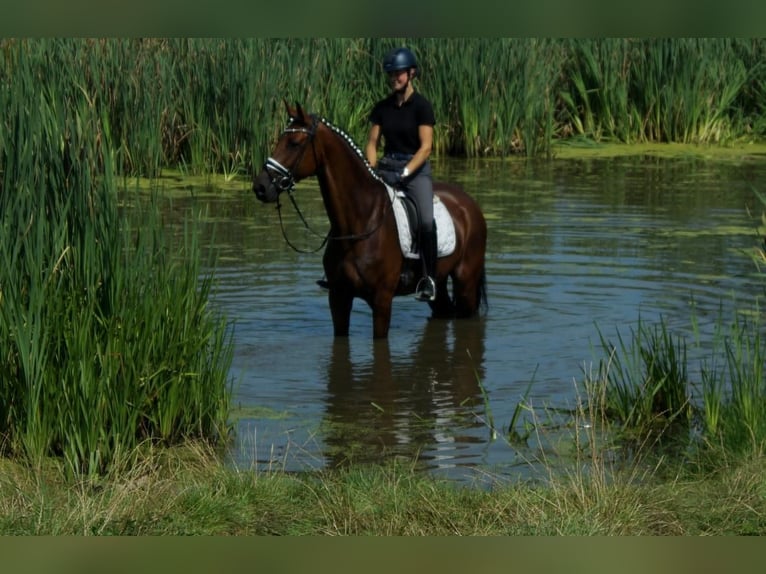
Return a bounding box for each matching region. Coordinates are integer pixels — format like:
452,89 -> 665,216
417,96 -> 436,127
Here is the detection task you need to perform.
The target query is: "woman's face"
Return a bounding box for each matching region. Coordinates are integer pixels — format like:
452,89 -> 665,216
387,68 -> 411,92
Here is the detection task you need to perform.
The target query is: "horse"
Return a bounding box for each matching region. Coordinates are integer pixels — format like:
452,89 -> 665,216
253,101 -> 487,339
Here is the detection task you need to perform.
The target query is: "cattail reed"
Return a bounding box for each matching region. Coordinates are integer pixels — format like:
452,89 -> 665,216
0,39 -> 232,476
4,39 -> 764,176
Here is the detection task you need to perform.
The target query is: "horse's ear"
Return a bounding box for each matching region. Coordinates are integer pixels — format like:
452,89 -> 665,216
295,102 -> 309,122
283,98 -> 297,120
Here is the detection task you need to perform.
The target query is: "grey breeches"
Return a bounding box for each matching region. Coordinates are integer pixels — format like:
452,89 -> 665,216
402,162 -> 434,233
377,157 -> 434,233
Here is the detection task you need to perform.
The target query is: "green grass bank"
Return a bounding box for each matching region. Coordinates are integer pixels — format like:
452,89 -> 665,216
1,442 -> 764,535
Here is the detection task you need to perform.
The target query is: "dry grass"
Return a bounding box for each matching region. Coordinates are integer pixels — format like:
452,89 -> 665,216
2,434 -> 764,535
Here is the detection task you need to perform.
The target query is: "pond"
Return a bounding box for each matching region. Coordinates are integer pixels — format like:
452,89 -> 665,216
159,151 -> 766,484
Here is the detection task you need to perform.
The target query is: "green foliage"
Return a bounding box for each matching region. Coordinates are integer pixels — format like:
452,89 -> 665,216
3,38 -> 766,179
597,319 -> 692,438
694,187 -> 766,454
592,313 -> 766,457
700,317 -> 766,453
0,39 -> 233,476
561,38 -> 753,144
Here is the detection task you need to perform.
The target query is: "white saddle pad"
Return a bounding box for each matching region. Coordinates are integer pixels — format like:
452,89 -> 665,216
386,185 -> 456,260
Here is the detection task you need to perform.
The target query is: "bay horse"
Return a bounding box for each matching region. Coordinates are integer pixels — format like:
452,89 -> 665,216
253,101 -> 487,339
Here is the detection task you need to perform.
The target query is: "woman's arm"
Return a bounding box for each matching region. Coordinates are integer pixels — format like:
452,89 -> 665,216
404,124 -> 433,175
365,124 -> 382,167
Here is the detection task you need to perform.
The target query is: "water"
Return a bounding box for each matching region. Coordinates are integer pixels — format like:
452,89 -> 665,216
163,154 -> 766,483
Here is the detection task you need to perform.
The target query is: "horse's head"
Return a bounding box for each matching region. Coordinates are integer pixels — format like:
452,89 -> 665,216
253,100 -> 319,203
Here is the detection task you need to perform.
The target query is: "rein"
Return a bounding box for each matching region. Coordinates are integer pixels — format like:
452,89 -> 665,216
276,187 -> 329,254
263,115 -> 394,253
263,122 -> 329,253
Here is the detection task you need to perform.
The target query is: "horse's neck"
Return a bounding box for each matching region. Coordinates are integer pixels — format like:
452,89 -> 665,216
316,134 -> 388,235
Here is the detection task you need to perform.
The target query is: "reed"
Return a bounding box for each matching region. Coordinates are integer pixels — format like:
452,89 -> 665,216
561,38 -> 638,142
0,40 -> 233,476
596,318 -> 692,440
589,312 -> 766,459
631,38 -> 747,143
3,38 -> 765,180
699,316 -> 766,454
696,187 -> 766,452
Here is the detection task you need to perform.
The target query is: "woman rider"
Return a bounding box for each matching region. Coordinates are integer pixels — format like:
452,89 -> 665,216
366,47 -> 437,302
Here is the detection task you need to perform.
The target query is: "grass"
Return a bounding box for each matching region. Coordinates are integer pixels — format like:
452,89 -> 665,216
585,310 -> 766,460
1,433 -> 764,535
697,315 -> 766,457
596,318 -> 692,439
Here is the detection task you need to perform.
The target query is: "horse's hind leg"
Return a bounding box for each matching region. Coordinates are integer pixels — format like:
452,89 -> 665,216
451,267 -> 483,318
429,279 -> 454,318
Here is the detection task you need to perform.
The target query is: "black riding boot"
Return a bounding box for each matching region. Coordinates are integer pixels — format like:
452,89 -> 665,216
415,226 -> 437,301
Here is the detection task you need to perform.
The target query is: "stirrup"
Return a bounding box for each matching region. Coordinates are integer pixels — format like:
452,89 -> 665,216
316,278 -> 330,289
414,276 -> 436,302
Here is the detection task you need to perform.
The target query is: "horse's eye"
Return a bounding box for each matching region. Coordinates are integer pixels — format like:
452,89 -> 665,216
286,137 -> 303,149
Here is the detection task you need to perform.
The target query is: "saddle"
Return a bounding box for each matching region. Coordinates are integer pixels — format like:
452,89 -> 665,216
385,186 -> 456,260
395,192 -> 422,247
376,160 -> 456,259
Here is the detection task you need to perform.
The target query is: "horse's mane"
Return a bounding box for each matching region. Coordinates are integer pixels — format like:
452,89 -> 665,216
309,115 -> 387,186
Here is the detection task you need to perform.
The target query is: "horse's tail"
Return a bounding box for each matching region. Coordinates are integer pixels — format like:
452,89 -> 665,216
477,267 -> 488,314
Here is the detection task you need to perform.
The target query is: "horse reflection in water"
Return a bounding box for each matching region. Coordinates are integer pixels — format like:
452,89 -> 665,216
322,317 -> 487,470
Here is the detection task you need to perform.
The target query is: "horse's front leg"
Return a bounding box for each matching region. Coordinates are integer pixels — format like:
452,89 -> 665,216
371,290 -> 394,339
328,287 -> 354,337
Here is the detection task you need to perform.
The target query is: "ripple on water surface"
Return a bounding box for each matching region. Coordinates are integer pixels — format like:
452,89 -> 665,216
193,156 -> 766,482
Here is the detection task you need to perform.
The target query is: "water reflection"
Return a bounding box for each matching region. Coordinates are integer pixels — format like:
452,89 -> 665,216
322,317 -> 487,471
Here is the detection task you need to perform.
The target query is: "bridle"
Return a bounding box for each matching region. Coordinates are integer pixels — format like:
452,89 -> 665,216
263,118 -> 318,195
261,114 -> 394,253
262,117 -> 329,253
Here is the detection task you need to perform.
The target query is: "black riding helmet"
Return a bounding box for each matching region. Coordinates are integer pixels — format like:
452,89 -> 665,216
382,47 -> 418,76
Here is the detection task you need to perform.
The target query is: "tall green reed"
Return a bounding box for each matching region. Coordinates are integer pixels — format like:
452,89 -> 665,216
635,39 -> 748,143
6,38 -> 765,180
596,318 -> 691,438
699,316 -> 766,453
589,311 -> 766,459
694,187 -> 766,453
421,38 -> 561,157
561,38 -> 638,142
0,40 -> 233,476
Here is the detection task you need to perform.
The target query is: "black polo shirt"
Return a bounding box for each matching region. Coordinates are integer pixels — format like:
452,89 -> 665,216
369,91 -> 436,156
